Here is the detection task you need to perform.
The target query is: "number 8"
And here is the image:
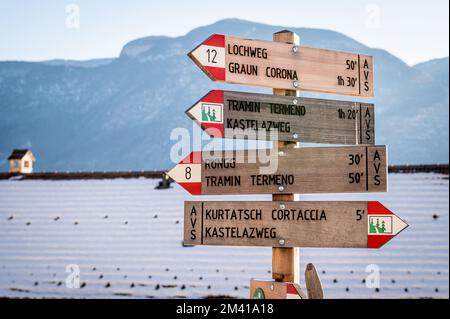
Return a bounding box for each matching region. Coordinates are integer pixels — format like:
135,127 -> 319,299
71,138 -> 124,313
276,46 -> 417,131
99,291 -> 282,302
185,166 -> 191,180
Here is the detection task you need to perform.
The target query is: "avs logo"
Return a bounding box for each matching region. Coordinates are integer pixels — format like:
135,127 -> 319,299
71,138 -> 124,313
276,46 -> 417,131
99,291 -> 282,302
201,103 -> 223,124
368,216 -> 393,234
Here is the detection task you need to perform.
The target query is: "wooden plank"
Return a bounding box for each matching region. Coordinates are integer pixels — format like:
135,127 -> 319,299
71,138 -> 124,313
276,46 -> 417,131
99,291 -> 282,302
304,263 -> 324,299
183,201 -> 408,248
186,90 -> 375,145
250,279 -> 306,299
271,31 -> 301,287
167,145 -> 388,195
188,34 -> 373,97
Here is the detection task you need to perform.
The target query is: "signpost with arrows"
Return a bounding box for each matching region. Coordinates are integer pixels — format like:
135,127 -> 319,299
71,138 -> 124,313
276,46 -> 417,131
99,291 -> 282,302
187,90 -> 375,144
184,201 -> 408,248
168,30 -> 408,299
188,34 -> 373,97
167,146 -> 387,195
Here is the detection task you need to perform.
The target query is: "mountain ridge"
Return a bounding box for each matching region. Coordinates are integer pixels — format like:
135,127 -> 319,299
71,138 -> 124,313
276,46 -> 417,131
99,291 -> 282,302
0,18 -> 448,171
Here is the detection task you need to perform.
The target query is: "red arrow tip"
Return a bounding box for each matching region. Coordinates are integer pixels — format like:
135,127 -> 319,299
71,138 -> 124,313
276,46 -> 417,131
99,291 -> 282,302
203,34 -> 225,47
189,35 -> 226,81
180,151 -> 202,164
368,201 -> 393,248
202,90 -> 224,104
367,201 -> 409,248
368,235 -> 395,249
179,182 -> 202,195
368,201 -> 393,215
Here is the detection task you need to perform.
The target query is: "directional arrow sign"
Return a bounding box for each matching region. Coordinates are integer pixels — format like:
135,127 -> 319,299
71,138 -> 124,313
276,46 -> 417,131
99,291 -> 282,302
250,279 -> 306,299
184,201 -> 408,248
188,34 -> 373,97
187,90 -> 375,144
167,146 -> 387,195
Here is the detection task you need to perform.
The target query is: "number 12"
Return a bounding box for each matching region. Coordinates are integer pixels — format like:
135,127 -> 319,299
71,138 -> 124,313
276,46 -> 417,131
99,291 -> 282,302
206,49 -> 217,63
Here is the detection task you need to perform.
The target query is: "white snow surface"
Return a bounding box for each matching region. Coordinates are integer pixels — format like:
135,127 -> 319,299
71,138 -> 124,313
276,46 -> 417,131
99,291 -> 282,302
0,173 -> 448,299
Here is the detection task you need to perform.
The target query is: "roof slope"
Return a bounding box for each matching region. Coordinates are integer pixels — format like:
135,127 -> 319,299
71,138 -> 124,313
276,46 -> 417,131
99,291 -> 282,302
7,149 -> 30,160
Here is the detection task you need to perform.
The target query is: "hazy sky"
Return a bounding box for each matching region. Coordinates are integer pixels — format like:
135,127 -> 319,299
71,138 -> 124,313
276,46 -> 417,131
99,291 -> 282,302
0,0 -> 448,65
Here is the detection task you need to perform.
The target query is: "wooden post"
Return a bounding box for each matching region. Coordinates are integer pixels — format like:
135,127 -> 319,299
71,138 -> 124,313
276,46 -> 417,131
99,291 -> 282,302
271,30 -> 300,284
305,263 -> 324,299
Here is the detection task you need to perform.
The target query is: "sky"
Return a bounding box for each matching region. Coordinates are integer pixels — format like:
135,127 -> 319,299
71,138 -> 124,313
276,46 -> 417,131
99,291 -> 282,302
0,0 -> 448,66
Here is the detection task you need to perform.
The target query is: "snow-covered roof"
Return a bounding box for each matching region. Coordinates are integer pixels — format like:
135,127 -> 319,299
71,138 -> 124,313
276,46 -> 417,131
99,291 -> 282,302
7,149 -> 34,160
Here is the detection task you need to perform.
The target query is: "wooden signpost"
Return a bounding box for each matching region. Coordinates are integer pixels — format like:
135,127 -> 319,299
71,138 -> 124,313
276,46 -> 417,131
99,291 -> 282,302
270,31 -> 301,286
184,201 -> 408,248
175,30 -> 407,299
187,90 -> 375,144
189,34 -> 373,97
167,146 -> 387,195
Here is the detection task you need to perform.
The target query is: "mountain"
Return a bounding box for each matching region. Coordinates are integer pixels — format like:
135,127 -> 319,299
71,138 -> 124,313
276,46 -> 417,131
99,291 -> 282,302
42,58 -> 115,68
414,58 -> 449,90
0,19 -> 448,172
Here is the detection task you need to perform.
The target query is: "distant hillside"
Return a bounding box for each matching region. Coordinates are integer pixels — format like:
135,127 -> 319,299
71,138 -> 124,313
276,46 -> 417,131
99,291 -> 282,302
414,57 -> 449,90
0,18 -> 448,171
42,58 -> 114,68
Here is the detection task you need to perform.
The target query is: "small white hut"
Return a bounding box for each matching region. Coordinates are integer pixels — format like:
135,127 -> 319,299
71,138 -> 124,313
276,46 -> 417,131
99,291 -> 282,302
8,149 -> 36,174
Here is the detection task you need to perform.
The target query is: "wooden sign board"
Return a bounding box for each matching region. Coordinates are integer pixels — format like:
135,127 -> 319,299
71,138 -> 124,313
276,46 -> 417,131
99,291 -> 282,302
250,279 -> 306,299
167,146 -> 387,195
189,34 -> 373,97
187,90 -> 375,144
184,201 -> 408,248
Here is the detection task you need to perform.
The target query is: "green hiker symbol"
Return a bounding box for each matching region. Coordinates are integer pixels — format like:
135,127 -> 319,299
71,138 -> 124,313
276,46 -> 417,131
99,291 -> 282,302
201,104 -> 220,123
369,219 -> 376,233
202,106 -> 213,121
202,106 -> 209,121
369,218 -> 386,234
207,107 -> 212,120
210,109 -> 217,122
